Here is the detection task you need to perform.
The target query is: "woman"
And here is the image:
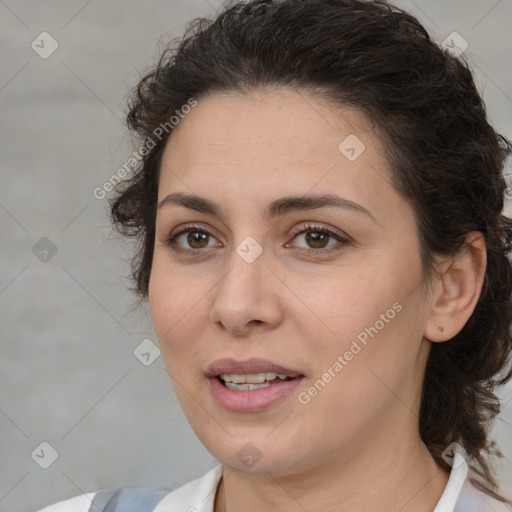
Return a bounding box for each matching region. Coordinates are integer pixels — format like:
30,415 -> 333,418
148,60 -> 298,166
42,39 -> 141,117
39,0 -> 512,510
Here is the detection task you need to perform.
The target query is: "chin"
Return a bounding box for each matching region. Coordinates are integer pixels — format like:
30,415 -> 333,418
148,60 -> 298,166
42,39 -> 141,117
196,426 -> 313,476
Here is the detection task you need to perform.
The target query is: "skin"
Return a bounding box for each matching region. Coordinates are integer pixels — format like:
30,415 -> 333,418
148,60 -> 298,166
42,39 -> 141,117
149,88 -> 486,512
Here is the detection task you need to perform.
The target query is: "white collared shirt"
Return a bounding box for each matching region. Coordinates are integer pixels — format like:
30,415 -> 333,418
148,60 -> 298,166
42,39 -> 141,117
37,451 -> 510,512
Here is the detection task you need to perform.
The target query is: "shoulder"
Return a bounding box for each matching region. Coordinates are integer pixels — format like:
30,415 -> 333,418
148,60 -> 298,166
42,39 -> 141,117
435,449 -> 511,512
456,478 -> 512,512
35,465 -> 223,512
36,492 -> 97,512
36,487 -> 170,512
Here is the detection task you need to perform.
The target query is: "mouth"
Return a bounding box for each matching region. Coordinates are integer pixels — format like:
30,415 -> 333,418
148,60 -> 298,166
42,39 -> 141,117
217,372 -> 294,391
207,357 -> 303,385
206,358 -> 305,410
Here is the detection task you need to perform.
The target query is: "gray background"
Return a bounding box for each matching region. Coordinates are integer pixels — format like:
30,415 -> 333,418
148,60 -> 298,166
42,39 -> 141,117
1,1 -> 511,511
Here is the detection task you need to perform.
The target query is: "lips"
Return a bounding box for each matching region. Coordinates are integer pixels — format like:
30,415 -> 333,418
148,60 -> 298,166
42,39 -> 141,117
205,358 -> 305,411
206,358 -> 305,412
206,357 -> 304,379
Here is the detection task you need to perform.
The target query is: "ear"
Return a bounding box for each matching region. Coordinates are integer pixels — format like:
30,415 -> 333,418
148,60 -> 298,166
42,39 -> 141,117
423,232 -> 487,342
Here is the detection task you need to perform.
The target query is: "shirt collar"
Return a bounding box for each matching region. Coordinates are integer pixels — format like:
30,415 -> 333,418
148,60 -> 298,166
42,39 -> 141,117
433,449 -> 469,512
154,464 -> 223,512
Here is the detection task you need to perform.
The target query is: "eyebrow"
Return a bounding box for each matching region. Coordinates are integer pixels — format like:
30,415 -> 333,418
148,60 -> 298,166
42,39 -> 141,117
157,192 -> 377,223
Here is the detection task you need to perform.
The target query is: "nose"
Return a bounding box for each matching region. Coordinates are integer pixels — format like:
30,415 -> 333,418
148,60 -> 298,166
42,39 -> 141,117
209,243 -> 284,337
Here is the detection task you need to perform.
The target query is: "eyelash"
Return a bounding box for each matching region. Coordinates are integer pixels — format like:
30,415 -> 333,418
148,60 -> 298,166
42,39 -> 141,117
165,222 -> 351,257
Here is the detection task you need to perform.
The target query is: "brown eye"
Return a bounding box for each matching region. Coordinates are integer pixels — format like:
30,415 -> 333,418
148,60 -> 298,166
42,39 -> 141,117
186,231 -> 210,249
305,231 -> 330,249
165,225 -> 222,254
288,223 -> 351,255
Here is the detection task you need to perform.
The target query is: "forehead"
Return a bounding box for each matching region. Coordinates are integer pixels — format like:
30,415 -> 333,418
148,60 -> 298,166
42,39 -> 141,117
158,88 -> 400,221
164,88 -> 377,165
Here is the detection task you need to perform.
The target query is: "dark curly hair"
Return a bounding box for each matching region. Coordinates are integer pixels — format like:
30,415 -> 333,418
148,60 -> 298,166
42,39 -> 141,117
110,0 -> 512,501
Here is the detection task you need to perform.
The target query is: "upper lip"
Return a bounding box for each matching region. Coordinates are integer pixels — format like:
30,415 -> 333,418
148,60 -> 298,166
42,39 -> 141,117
206,358 -> 304,378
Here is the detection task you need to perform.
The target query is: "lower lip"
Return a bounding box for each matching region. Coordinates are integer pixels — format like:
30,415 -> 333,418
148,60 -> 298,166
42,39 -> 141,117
208,376 -> 305,412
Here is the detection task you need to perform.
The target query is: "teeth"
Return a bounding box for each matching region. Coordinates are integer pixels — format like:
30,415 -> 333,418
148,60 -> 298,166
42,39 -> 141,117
225,382 -> 271,391
219,372 -> 290,384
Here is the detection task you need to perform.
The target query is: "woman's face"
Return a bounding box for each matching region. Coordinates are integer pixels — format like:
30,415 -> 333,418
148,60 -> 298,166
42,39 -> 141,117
149,88 -> 434,476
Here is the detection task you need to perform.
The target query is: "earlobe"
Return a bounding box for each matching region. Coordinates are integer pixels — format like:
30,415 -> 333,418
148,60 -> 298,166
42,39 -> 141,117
423,232 -> 487,343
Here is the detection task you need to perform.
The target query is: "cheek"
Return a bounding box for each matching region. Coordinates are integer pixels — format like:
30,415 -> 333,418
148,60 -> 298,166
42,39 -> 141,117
294,267 -> 398,345
148,262 -> 207,360
299,259 -> 424,387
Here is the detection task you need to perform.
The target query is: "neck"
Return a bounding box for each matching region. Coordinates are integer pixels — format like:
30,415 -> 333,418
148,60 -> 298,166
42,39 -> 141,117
214,431 -> 450,512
